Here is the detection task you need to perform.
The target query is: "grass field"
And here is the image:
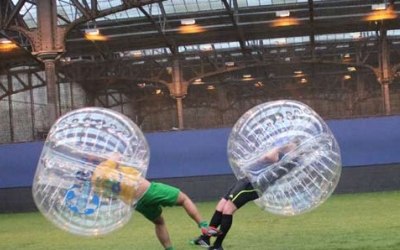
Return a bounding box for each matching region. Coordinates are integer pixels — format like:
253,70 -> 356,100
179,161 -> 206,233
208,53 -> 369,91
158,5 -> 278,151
1,191 -> 400,250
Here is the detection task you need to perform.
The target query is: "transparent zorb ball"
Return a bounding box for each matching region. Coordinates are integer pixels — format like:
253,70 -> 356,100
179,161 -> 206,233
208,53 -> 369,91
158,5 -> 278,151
32,107 -> 149,236
228,100 -> 341,216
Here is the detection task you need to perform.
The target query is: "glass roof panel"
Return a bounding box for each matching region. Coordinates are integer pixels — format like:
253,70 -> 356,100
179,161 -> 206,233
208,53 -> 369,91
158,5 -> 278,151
178,36 -> 318,52
162,3 -> 176,13
124,8 -> 144,18
163,0 -> 224,14
198,1 -> 212,9
185,0 -> 200,12
142,4 -> 162,16
96,8 -> 144,22
259,0 -> 273,5
18,2 -> 37,29
172,0 -> 190,13
254,36 -> 309,46
179,40 -> 251,53
315,31 -> 377,42
214,41 -> 241,50
58,0 -> 81,23
388,29 -> 400,36
236,0 -> 247,8
11,0 -> 329,29
247,0 -> 261,7
238,0 -> 323,7
209,0 -> 225,9
10,0 -> 332,30
97,0 -> 123,10
117,47 -> 171,57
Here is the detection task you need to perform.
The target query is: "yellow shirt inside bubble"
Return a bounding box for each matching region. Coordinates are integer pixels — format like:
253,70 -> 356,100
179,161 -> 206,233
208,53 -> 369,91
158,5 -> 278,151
91,159 -> 141,204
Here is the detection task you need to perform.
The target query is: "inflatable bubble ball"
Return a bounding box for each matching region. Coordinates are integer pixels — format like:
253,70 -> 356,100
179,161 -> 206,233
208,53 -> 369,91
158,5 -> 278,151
32,107 -> 149,236
227,100 -> 342,216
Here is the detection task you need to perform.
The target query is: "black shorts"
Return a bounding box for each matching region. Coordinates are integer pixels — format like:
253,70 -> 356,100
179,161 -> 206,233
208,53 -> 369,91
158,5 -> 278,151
223,179 -> 259,209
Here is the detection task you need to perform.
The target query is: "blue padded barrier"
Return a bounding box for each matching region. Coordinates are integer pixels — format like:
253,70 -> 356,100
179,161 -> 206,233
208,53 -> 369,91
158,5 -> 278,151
1,115 -> 399,188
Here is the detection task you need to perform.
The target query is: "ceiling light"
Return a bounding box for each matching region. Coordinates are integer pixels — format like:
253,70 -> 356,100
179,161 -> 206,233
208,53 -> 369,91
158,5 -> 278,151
131,50 -> 142,57
178,24 -> 205,34
242,74 -> 254,81
200,44 -> 213,51
273,38 -> 287,45
132,60 -> 145,65
271,17 -> 300,27
276,10 -> 290,17
365,6 -> 397,21
155,89 -> 162,95
0,38 -> 12,44
300,78 -> 307,84
347,67 -> 357,72
254,81 -> 264,87
192,78 -> 204,85
350,32 -> 361,39
178,19 -> 206,34
60,57 -> 71,63
225,61 -> 235,67
181,19 -> 196,25
294,70 -> 305,77
84,28 -> 107,41
85,28 -> 99,36
207,85 -> 215,90
371,3 -> 386,10
344,75 -> 351,80
0,38 -> 17,51
137,83 -> 146,88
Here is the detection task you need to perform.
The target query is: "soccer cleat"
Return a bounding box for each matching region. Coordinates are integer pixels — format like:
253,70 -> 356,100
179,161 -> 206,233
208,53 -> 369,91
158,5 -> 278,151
189,236 -> 210,248
201,226 -> 210,236
206,226 -> 222,237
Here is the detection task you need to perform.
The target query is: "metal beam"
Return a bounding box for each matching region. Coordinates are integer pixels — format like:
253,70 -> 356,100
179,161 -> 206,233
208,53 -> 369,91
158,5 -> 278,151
0,81 -> 8,94
7,73 -> 14,142
91,0 -> 98,16
221,0 -> 246,51
138,5 -> 176,54
158,2 -> 168,31
68,0 -> 163,30
3,0 -> 26,28
57,13 -> 71,24
71,0 -> 92,20
308,0 -> 316,59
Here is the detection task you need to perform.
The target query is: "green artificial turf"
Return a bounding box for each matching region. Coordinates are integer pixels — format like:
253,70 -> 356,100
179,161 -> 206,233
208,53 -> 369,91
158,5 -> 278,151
1,191 -> 400,250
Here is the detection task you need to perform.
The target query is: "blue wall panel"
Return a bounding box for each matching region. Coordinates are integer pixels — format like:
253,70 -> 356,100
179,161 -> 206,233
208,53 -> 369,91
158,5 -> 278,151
0,142 -> 43,189
329,116 -> 400,167
1,115 -> 400,188
146,129 -> 231,179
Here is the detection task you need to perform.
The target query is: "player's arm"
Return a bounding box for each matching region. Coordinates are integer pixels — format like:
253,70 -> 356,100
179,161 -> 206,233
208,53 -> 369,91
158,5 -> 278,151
260,147 -> 281,163
256,141 -> 296,166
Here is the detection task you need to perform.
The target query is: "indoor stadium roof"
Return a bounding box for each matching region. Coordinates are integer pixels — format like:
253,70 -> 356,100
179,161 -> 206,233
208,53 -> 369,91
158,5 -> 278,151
1,0 -> 399,100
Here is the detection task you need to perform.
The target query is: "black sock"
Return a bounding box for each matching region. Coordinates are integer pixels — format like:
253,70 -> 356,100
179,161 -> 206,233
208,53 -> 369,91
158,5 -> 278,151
201,210 -> 222,241
213,214 -> 232,248
209,210 -> 223,228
